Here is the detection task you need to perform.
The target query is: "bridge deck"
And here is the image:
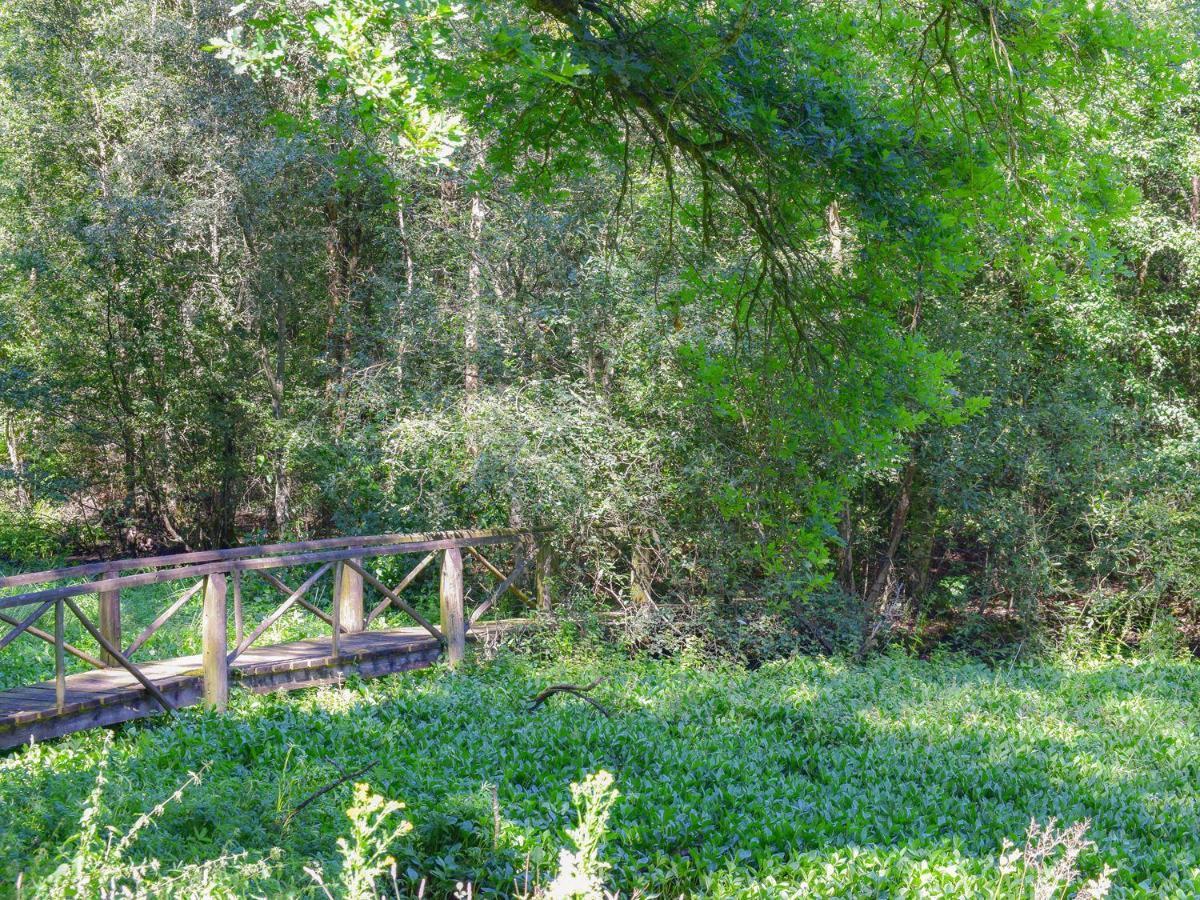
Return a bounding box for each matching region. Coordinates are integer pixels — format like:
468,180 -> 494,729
0,623 -> 508,750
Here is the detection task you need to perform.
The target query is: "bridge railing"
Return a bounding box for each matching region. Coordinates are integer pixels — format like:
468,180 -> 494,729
0,529 -> 553,716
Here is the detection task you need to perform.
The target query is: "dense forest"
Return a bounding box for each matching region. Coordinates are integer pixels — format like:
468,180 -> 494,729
3,0 -> 1200,897
4,0 -> 1200,656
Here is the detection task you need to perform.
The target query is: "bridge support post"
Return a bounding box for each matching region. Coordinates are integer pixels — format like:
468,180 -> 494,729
439,547 -> 465,667
336,559 -> 364,633
202,573 -> 229,711
97,572 -> 121,666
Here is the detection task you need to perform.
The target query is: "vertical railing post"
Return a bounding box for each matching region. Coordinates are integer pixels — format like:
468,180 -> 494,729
439,547 -> 465,667
97,569 -> 121,667
55,599 -> 65,712
202,573 -> 229,711
232,567 -> 244,648
535,538 -> 554,612
330,563 -> 343,660
336,557 -> 364,633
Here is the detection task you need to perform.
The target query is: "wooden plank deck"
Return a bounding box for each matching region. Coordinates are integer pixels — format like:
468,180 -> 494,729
0,623 -> 510,750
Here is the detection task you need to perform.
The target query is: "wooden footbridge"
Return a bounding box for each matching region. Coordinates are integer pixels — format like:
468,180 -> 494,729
0,530 -> 551,749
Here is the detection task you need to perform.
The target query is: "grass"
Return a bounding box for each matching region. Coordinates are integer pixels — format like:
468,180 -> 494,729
1,629 -> 1199,897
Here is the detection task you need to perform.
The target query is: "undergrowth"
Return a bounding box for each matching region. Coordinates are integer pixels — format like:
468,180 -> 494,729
2,637 -> 1199,897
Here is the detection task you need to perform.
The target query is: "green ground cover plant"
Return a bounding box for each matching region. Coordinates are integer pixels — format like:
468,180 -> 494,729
2,638 -> 1198,897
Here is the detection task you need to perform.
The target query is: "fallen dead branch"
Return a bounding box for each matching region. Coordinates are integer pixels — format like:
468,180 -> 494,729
529,676 -> 612,717
284,759 -> 378,827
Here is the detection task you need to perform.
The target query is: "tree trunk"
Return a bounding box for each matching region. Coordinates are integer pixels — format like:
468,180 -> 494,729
857,460 -> 917,660
631,539 -> 654,605
398,201 -> 415,297
4,415 -> 28,509
324,197 -> 361,401
837,502 -> 855,596
269,290 -> 290,537
464,193 -> 485,407
863,461 -> 916,611
826,200 -> 843,271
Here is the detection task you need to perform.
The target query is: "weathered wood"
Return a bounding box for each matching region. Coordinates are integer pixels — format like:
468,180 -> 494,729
0,534 -> 528,611
439,548 -> 466,667
0,527 -> 550,748
535,539 -> 554,612
97,577 -> 121,666
229,564 -> 332,662
233,568 -> 244,647
202,574 -> 228,711
54,601 -> 65,712
345,559 -> 443,643
0,621 -> 524,749
330,563 -> 342,660
529,676 -> 611,717
285,760 -> 379,826
64,598 -> 174,714
124,579 -> 204,658
0,600 -> 52,652
365,551 -> 436,625
336,558 -> 363,633
257,570 -> 341,629
0,610 -> 105,669
0,528 -> 545,591
469,556 -> 531,625
467,546 -> 533,605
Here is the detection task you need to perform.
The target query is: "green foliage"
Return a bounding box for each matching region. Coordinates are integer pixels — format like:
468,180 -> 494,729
0,502 -> 68,564
208,0 -> 463,169
34,736 -> 273,897
1,0 -> 1200,650
2,649 -> 1200,896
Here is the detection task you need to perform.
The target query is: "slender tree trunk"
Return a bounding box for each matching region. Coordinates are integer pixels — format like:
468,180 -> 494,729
826,200 -> 843,271
1191,174 -> 1199,228
631,532 -> 654,605
324,198 -> 360,391
828,200 -> 857,597
464,193 -> 484,407
270,292 -> 290,536
857,460 -> 917,660
863,461 -> 916,610
398,201 -> 415,297
838,502 -> 856,596
210,390 -> 238,549
5,415 -> 28,508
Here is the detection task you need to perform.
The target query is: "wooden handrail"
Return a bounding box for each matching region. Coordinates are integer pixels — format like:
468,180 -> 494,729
123,579 -> 206,658
0,528 -> 546,591
0,528 -> 548,730
0,609 -> 105,669
467,545 -> 533,604
469,556 -> 531,625
344,558 -> 443,644
65,598 -> 174,713
365,552 -> 437,625
228,564 -> 332,663
0,600 -> 53,651
257,570 -> 343,630
0,531 -> 535,611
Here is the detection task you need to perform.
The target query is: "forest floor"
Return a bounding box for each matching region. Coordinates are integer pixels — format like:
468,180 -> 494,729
1,630 -> 1198,898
